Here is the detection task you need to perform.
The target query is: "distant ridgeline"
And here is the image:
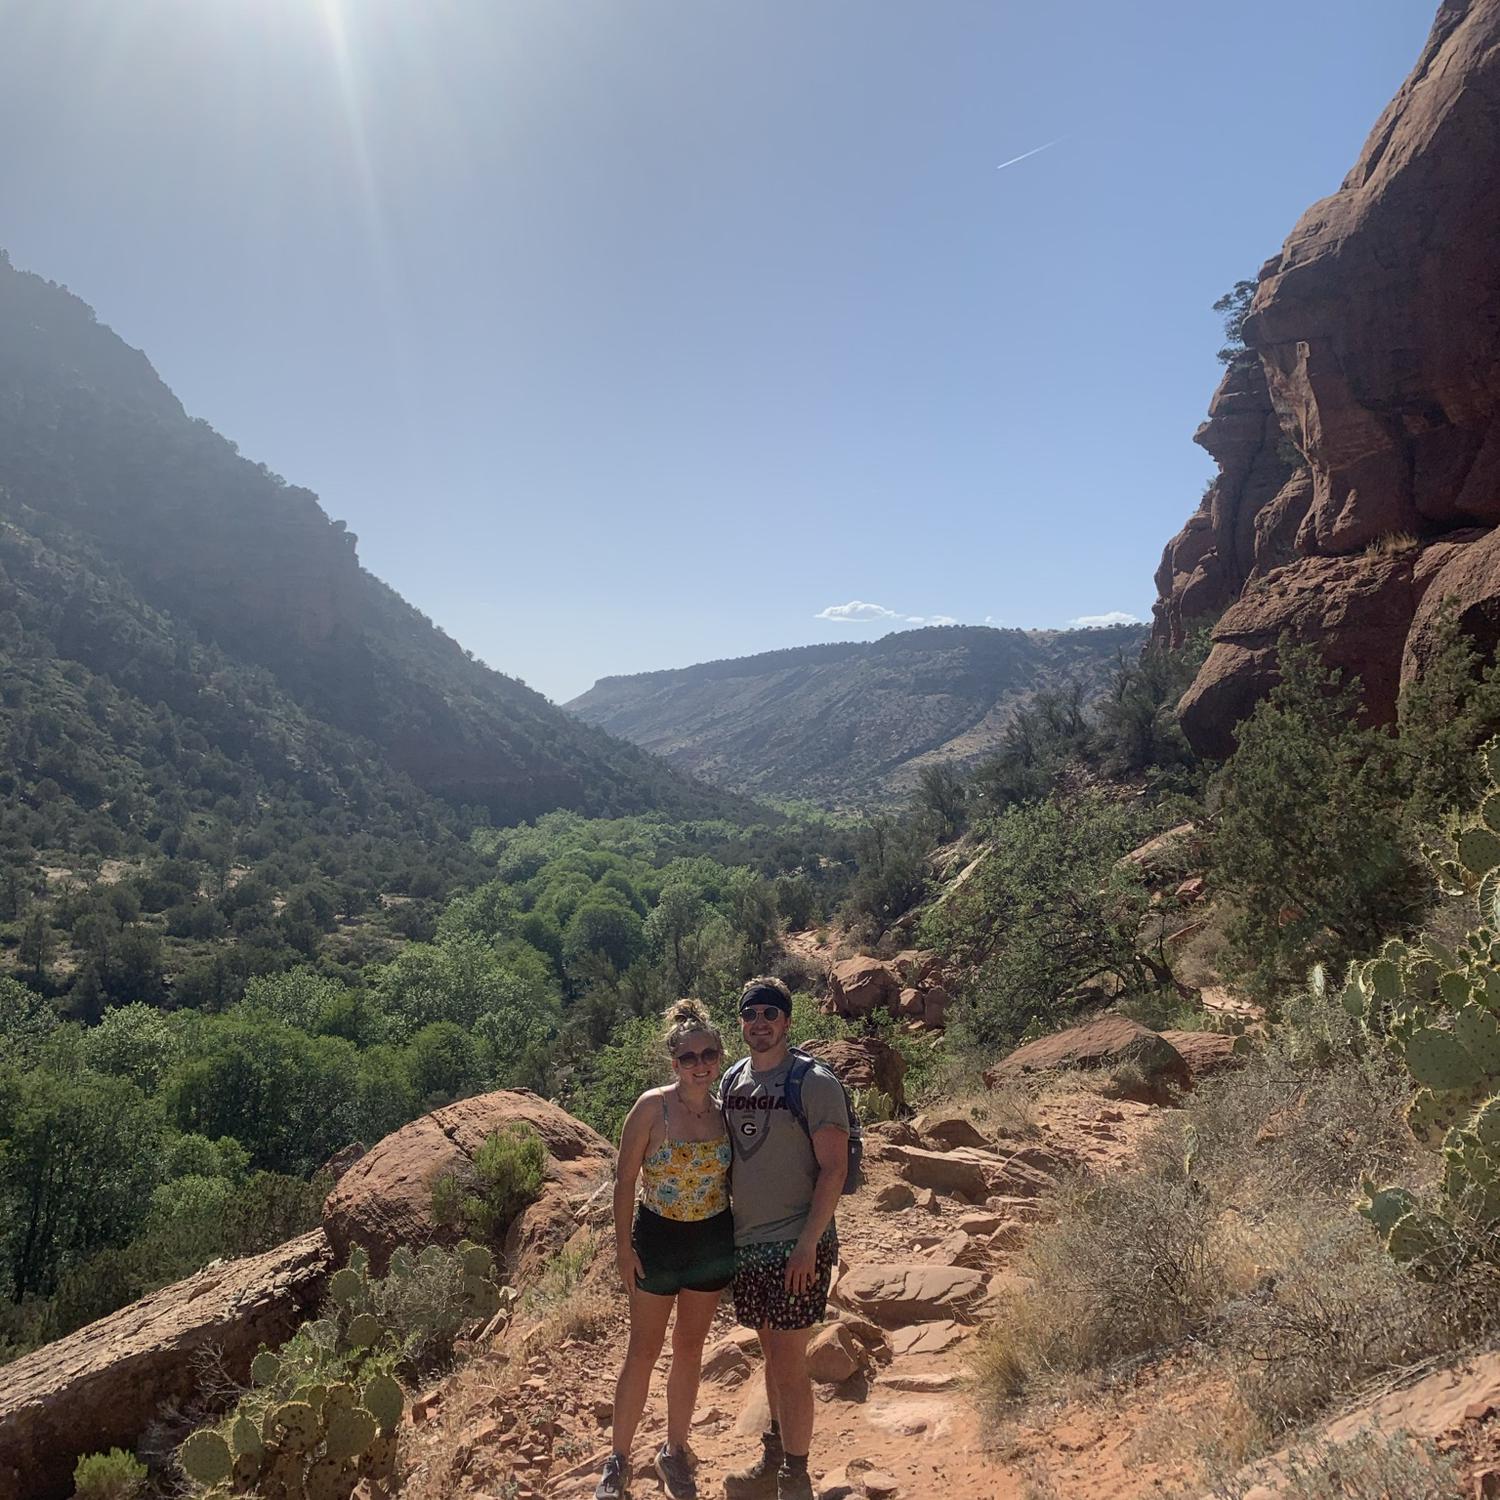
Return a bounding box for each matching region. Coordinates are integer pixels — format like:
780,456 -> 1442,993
567,622 -> 1149,806
0,251 -> 744,833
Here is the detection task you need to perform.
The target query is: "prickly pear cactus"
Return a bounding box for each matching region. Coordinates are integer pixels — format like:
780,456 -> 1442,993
178,1430 -> 233,1486
1352,736 -> 1500,1275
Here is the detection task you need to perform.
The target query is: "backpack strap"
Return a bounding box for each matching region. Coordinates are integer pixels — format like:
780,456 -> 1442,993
782,1049 -> 850,1139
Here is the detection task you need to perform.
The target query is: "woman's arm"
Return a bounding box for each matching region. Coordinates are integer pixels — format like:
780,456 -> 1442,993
613,1091 -> 656,1290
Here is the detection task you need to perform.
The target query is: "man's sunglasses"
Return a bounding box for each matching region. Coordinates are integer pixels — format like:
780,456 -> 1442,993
739,1006 -> 784,1023
673,1046 -> 722,1067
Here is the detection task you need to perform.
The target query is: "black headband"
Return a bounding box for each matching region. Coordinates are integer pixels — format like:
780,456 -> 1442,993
739,984 -> 791,1016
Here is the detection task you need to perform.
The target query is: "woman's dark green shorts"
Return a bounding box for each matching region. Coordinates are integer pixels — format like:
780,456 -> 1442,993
632,1204 -> 735,1297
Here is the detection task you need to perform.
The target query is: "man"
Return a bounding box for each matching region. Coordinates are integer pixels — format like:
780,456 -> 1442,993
720,976 -> 848,1500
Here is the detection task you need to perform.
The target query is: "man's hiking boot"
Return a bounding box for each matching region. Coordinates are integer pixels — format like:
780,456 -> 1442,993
722,1428 -> 783,1499
595,1450 -> 630,1499
775,1465 -> 814,1500
654,1443 -> 698,1499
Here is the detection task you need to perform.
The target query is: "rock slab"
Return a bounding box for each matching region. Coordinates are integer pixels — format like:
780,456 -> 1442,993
0,1230 -> 333,1500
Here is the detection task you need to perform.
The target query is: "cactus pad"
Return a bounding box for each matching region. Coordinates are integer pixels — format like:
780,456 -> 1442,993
1404,1027 -> 1484,1090
325,1405 -> 378,1462
388,1246 -> 416,1278
271,1401 -> 321,1447
346,1312 -> 383,1348
362,1372 -> 404,1435
348,1245 -> 369,1275
304,1454 -> 354,1500
251,1349 -> 282,1386
329,1267 -> 364,1307
459,1241 -> 494,1278
179,1429 -> 234,1485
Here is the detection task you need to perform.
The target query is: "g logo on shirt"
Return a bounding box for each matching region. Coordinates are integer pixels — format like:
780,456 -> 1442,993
739,1120 -> 757,1136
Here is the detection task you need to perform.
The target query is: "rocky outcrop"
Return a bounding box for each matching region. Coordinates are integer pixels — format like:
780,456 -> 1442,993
1155,0 -> 1500,754
800,1037 -> 908,1112
823,953 -> 953,1030
985,1016 -> 1191,1101
831,1264 -> 989,1327
0,1231 -> 333,1500
322,1090 -> 613,1283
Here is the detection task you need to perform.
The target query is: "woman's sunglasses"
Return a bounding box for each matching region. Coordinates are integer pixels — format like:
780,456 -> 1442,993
673,1046 -> 722,1067
739,1006 -> 784,1023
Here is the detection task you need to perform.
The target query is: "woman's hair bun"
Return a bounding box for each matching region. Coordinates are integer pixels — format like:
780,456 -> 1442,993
662,997 -> 720,1051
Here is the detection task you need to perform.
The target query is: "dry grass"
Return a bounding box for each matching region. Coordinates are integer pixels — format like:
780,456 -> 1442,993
1199,1428 -> 1462,1500
940,1082 -> 1042,1142
971,1015 -> 1494,1450
1363,531 -> 1421,559
518,1234 -> 612,1351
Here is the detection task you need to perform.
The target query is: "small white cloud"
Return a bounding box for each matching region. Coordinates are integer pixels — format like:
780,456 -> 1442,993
816,601 -> 961,628
983,614 -> 1003,626
1069,610 -> 1142,628
814,600 -> 901,624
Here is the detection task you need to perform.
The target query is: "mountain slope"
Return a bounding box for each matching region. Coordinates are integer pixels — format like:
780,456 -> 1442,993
0,252 -> 742,829
567,623 -> 1148,805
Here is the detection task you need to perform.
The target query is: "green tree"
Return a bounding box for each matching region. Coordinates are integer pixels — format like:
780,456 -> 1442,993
913,764 -> 968,841
1210,641 -> 1427,993
162,1015 -> 360,1176
0,1068 -> 165,1301
920,793 -> 1161,1054
1397,599 -> 1500,823
643,882 -> 709,994
562,899 -> 644,978
80,1003 -> 184,1092
1214,277 -> 1258,365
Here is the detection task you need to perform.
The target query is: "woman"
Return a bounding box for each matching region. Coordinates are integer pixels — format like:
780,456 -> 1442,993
595,999 -> 734,1500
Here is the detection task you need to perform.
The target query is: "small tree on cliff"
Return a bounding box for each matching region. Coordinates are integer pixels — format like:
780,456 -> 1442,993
1214,278 -> 1257,366
1209,641 -> 1426,994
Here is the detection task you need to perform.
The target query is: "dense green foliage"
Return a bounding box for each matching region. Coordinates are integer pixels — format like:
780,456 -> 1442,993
0,808 -> 842,1359
1209,642 -> 1428,994
921,794 -> 1170,1053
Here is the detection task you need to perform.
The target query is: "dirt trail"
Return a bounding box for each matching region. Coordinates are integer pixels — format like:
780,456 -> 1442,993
399,1086 -> 1171,1500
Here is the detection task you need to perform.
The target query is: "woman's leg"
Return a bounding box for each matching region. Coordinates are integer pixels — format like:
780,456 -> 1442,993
612,1287 -> 674,1458
665,1287 -> 722,1452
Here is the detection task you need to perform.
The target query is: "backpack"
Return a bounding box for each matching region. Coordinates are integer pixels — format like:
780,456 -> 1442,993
722,1047 -> 864,1195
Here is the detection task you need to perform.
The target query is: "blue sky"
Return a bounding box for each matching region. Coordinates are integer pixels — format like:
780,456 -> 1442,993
0,1 -> 1434,701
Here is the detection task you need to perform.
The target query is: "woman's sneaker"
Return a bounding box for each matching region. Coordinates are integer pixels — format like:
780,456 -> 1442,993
595,1450 -> 630,1499
654,1443 -> 698,1499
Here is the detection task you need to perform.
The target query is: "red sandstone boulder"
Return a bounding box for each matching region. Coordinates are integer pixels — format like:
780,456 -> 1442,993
985,1016 -> 1191,1100
825,956 -> 902,1018
1160,1029 -> 1250,1079
801,1036 -> 907,1112
0,1232 -> 333,1500
322,1090 -> 613,1282
832,1264 -> 989,1327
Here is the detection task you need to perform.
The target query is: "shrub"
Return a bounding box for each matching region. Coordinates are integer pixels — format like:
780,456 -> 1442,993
431,1123 -> 546,1242
923,793 -> 1165,1054
1209,640 -> 1426,995
972,1167 -> 1222,1405
71,1447 -> 147,1500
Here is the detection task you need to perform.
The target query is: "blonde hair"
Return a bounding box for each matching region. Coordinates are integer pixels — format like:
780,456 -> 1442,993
662,997 -> 721,1055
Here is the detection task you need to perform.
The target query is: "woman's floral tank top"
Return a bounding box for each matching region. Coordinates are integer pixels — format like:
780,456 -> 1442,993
639,1089 -> 731,1221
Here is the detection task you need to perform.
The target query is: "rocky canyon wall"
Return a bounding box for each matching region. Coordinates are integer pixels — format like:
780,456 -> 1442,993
1154,0 -> 1500,756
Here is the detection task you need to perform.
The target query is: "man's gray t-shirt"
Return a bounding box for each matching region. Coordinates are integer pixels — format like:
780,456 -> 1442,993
723,1054 -> 849,1247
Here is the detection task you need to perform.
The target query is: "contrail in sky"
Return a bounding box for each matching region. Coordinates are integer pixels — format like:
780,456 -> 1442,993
995,137 -> 1067,172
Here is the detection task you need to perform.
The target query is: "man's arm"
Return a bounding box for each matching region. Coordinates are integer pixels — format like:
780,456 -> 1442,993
784,1123 -> 847,1294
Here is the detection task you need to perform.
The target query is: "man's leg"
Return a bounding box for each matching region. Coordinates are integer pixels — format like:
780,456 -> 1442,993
759,1327 -> 814,1460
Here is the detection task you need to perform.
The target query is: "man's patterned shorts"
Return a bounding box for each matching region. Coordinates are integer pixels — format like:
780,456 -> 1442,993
731,1230 -> 837,1331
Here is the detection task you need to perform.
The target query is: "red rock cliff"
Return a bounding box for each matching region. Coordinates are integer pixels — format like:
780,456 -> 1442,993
1154,0 -> 1500,756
